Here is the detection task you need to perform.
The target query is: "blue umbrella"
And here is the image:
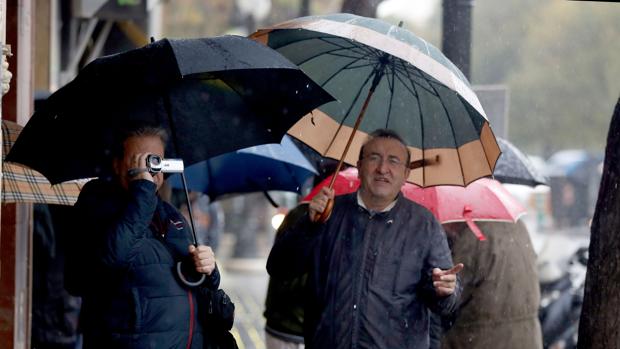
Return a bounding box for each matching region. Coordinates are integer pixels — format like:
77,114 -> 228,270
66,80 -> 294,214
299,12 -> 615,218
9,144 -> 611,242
168,136 -> 317,201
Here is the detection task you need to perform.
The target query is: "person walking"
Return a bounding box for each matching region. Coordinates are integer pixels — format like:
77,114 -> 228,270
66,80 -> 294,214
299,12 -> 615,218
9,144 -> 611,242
267,129 -> 463,349
66,125 -> 220,349
438,220 -> 543,349
264,204 -> 309,349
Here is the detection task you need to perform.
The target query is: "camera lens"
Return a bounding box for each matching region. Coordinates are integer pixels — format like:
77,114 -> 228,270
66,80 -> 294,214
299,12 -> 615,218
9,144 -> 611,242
147,154 -> 161,166
146,154 -> 162,174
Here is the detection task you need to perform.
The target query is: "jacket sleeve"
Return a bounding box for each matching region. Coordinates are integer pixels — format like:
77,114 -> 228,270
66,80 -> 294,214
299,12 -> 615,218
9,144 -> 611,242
75,180 -> 158,269
100,180 -> 158,268
266,204 -> 322,278
420,218 -> 462,316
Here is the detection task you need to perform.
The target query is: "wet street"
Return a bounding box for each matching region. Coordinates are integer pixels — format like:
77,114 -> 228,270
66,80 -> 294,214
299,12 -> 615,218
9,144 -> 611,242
220,259 -> 270,349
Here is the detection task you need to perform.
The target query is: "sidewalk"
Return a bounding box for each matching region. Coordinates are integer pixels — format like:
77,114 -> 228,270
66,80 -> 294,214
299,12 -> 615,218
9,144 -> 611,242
217,233 -> 271,349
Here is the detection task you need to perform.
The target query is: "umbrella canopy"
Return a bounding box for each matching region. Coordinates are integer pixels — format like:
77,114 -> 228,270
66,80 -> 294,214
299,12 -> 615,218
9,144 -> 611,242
6,35 -> 334,184
251,13 -> 500,187
546,149 -> 602,182
493,138 -> 548,187
2,120 -> 87,205
304,167 -> 526,240
168,135 -> 317,201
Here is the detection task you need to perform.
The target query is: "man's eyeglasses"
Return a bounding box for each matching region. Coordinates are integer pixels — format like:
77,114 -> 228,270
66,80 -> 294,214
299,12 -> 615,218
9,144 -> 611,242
362,154 -> 406,168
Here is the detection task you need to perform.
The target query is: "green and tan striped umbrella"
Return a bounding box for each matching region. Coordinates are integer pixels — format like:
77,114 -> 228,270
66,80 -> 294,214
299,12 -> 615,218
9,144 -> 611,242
251,13 -> 500,187
2,120 -> 87,205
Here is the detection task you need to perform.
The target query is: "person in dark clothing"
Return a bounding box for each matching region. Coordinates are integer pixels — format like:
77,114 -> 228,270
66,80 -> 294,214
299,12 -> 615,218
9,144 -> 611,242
66,126 -> 220,349
32,204 -> 81,349
264,204 -> 309,349
267,129 -> 463,349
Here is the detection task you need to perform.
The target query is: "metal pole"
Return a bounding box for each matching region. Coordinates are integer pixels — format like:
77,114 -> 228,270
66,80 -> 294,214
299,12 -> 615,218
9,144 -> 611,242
441,0 -> 473,80
180,172 -> 199,246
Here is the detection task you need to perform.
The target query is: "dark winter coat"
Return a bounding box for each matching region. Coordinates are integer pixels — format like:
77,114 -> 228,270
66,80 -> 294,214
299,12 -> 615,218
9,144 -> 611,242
440,221 -> 542,349
267,193 -> 460,349
264,204 -> 308,343
32,204 -> 81,348
66,178 -> 220,349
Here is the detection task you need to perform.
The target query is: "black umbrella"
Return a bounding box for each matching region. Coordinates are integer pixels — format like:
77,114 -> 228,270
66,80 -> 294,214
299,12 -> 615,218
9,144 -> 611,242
7,35 -> 333,287
493,138 -> 548,187
6,35 -> 333,184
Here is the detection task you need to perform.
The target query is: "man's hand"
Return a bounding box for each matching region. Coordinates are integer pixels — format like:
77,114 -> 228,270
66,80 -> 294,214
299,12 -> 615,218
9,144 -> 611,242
432,263 -> 464,297
309,187 -> 335,221
189,245 -> 216,275
126,153 -> 155,183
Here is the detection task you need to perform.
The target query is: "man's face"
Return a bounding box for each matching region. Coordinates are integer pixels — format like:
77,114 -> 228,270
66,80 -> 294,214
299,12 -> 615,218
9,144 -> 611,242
114,135 -> 165,191
357,137 -> 410,203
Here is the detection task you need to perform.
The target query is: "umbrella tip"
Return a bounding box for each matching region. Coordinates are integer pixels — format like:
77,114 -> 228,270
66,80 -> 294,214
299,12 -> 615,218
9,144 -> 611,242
150,36 -> 155,43
398,21 -> 404,28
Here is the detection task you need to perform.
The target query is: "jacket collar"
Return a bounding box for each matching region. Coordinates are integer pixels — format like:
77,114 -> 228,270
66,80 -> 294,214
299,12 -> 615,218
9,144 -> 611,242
356,191 -> 398,213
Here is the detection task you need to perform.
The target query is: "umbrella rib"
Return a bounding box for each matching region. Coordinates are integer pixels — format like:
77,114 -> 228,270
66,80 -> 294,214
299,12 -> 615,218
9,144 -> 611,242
336,41 -> 381,58
294,38 -> 371,66
392,62 -> 438,97
322,51 -> 373,60
392,67 -> 420,99
417,68 -> 467,185
320,52 -> 376,89
392,59 -> 427,81
295,47 -> 360,66
323,43 -> 384,67
324,65 -> 378,155
272,34 -> 352,51
344,62 -> 379,70
384,59 -> 397,129
404,66 -> 427,186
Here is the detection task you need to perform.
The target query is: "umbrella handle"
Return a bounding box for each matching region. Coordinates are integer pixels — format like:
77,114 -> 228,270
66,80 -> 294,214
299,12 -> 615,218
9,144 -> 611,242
311,198 -> 333,223
176,261 -> 207,287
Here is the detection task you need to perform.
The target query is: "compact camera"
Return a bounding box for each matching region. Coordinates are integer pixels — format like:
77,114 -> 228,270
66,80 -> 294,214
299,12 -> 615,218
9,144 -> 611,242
146,154 -> 184,174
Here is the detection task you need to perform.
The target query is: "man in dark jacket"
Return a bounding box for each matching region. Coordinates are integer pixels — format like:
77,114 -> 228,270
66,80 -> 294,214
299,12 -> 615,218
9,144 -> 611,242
66,126 -> 220,349
267,129 -> 463,349
264,204 -> 309,349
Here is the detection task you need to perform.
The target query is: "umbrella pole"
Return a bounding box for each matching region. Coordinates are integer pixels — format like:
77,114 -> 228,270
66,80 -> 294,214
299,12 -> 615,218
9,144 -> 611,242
180,172 -> 199,246
161,91 -> 201,247
175,171 -> 207,287
314,70 -> 383,223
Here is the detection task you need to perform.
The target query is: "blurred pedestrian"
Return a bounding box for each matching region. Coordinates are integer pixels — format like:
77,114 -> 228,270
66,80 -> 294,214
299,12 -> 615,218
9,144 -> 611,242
267,129 -> 463,348
264,204 -> 309,349
32,204 -> 81,349
179,192 -> 225,252
438,220 -> 542,349
65,125 -> 220,348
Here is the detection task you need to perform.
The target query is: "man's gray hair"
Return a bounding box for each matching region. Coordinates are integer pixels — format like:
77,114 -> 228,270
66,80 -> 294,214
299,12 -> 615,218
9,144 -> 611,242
359,128 -> 411,165
113,124 -> 169,158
